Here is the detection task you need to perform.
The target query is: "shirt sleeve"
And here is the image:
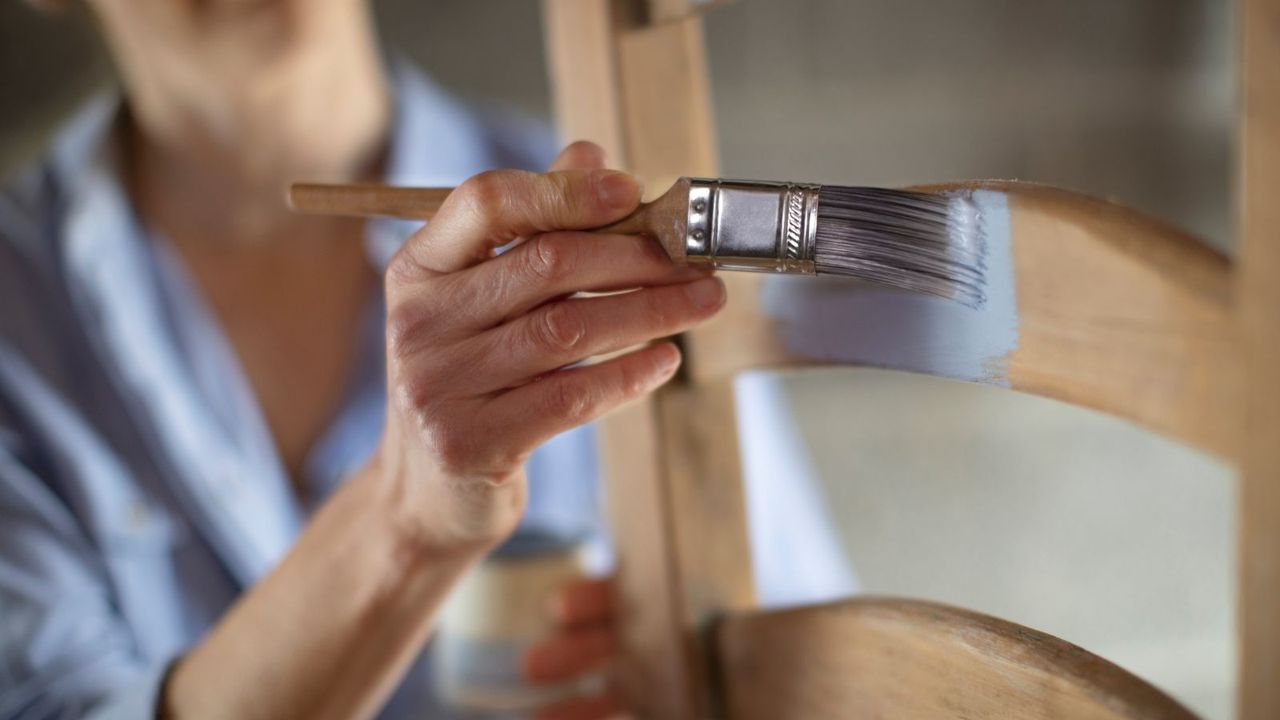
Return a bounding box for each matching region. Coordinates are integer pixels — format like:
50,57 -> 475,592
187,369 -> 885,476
0,448 -> 170,720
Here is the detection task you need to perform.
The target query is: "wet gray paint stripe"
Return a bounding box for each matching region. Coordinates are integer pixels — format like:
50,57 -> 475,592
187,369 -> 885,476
760,189 -> 1018,386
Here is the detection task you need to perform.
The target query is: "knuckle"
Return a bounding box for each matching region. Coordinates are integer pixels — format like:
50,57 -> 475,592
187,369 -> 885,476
421,420 -> 474,474
463,170 -> 507,203
521,235 -> 563,283
392,373 -> 436,420
531,302 -> 585,352
385,300 -> 438,360
617,357 -> 650,398
486,444 -> 531,477
458,170 -> 514,223
545,379 -> 592,421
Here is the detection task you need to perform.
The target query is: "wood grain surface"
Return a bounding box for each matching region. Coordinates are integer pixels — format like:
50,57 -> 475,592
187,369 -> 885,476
1237,0 -> 1280,717
717,597 -> 1199,720
544,2 -> 747,717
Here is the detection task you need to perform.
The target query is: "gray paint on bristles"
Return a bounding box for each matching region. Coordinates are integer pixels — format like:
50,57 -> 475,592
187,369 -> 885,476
814,186 -> 988,308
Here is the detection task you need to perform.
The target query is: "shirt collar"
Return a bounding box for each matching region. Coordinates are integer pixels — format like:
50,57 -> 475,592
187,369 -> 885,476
53,97 -> 303,584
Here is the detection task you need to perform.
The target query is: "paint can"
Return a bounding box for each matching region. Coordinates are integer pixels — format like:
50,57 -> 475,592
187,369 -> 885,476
433,539 -> 591,717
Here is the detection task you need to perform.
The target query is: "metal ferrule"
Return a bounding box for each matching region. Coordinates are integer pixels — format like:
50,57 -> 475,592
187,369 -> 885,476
683,178 -> 821,274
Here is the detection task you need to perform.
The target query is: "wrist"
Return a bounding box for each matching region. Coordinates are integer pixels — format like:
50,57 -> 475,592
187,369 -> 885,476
355,441 -> 524,568
163,455 -> 492,720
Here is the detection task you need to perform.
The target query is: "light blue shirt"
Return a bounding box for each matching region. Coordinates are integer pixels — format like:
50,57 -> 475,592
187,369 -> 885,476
0,63 -> 855,719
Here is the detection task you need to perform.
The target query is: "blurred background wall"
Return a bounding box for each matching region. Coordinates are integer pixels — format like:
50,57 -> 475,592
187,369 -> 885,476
0,1 -> 1236,717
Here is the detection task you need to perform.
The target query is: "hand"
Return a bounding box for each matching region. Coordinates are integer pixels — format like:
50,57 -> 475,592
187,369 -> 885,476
372,141 -> 726,556
524,578 -> 627,720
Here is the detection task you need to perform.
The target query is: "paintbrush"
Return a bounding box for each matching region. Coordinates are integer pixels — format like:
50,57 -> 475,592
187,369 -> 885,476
289,177 -> 989,307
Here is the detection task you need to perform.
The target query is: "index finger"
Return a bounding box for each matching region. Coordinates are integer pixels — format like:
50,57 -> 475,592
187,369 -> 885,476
391,168 -> 642,277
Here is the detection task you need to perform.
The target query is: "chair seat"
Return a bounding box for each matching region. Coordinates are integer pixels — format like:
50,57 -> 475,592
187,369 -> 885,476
716,596 -> 1199,720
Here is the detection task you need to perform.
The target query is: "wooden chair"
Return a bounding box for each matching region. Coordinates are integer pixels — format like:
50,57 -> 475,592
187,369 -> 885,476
541,1 -> 1278,717
717,598 -> 1195,719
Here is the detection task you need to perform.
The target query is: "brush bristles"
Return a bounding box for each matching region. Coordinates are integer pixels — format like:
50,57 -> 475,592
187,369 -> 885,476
813,186 -> 988,307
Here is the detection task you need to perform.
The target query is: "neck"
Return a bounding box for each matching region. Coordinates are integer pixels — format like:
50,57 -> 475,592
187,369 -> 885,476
107,2 -> 392,246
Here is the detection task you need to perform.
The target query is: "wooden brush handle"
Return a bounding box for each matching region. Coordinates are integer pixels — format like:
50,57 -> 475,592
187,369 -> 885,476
288,184 -> 454,221
288,180 -> 692,262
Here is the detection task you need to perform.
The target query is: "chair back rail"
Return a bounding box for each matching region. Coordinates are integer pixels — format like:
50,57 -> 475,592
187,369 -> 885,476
685,182 -> 1237,459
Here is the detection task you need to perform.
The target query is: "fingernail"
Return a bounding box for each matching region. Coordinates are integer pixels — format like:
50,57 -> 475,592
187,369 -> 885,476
686,277 -> 725,310
598,171 -> 641,210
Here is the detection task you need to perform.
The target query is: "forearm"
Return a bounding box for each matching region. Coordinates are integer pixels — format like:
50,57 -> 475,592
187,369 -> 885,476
164,464 -> 489,720
159,158 -> 715,720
